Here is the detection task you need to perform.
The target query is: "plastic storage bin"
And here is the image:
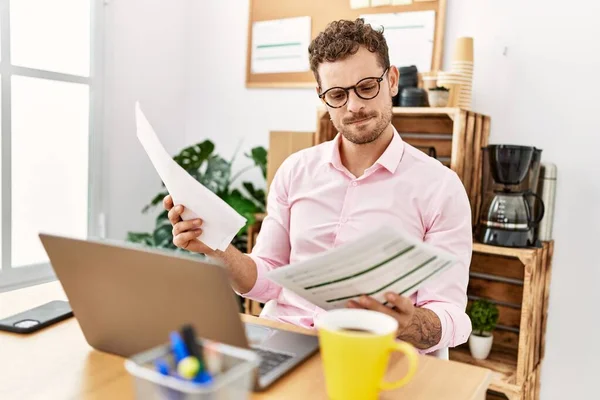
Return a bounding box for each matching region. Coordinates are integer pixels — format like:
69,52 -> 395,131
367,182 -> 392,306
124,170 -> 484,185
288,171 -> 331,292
125,338 -> 260,400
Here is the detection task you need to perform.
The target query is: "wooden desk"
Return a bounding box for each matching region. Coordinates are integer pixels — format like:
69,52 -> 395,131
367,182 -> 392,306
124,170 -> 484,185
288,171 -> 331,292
0,282 -> 492,399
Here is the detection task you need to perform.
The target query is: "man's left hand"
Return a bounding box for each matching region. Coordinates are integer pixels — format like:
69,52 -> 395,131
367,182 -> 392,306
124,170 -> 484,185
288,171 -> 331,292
347,292 -> 415,337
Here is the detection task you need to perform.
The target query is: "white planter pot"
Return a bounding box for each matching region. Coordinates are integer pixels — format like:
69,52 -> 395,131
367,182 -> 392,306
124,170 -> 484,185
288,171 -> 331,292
469,333 -> 493,360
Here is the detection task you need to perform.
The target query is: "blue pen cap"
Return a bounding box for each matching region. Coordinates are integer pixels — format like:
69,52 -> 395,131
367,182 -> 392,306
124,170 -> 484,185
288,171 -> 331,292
193,370 -> 214,385
170,331 -> 190,363
154,359 -> 170,376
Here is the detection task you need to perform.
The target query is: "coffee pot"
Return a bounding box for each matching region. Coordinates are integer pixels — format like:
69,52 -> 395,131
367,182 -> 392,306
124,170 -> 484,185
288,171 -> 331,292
476,145 -> 545,248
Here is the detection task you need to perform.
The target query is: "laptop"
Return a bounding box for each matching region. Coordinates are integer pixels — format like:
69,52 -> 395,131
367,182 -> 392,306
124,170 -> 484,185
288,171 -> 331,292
38,233 -> 319,390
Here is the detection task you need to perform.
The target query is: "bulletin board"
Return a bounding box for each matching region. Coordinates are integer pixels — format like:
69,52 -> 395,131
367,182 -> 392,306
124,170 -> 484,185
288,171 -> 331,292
246,0 -> 447,88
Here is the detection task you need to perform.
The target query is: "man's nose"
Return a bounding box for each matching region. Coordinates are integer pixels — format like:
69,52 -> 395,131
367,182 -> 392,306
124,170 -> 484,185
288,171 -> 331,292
346,90 -> 366,113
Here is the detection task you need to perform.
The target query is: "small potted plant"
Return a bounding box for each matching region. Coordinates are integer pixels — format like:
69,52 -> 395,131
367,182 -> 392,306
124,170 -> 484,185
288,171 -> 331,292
467,299 -> 499,360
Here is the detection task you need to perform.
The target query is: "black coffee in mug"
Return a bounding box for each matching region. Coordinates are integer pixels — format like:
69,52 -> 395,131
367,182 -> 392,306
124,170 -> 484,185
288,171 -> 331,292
340,327 -> 374,334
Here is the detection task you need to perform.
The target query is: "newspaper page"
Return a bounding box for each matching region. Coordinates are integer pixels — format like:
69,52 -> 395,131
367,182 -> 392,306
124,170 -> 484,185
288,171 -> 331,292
266,225 -> 457,310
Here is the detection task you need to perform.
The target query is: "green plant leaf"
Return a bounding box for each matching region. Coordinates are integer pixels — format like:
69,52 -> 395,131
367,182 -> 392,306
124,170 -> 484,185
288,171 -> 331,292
242,182 -> 266,212
153,219 -> 175,249
222,189 -> 257,234
142,191 -> 169,213
467,299 -> 499,335
173,140 -> 215,172
155,209 -> 169,224
245,146 -> 267,179
201,155 -> 232,194
126,232 -> 155,246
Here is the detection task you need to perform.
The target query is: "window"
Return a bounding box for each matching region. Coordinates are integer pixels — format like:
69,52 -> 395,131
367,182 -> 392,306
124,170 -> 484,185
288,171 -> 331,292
0,0 -> 102,291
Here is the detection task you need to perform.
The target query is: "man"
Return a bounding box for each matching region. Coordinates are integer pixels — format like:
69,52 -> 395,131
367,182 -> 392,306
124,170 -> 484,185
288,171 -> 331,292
164,18 -> 472,354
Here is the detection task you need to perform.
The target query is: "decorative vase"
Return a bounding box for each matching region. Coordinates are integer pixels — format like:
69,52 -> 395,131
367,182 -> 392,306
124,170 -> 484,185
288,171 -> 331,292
468,332 -> 493,360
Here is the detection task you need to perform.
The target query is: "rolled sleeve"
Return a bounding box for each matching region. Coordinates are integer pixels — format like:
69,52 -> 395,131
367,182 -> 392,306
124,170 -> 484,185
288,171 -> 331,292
235,155 -> 297,304
237,253 -> 283,303
419,301 -> 472,354
416,170 -> 473,354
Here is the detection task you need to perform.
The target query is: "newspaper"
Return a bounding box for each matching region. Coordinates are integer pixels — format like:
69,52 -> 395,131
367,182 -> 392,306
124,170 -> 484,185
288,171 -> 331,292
266,225 -> 457,310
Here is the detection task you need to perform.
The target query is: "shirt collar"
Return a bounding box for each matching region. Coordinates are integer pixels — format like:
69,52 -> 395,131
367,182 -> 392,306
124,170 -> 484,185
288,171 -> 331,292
323,126 -> 405,174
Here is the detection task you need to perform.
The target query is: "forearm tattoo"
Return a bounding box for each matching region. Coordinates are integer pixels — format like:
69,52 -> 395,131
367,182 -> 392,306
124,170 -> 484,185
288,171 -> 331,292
397,308 -> 442,350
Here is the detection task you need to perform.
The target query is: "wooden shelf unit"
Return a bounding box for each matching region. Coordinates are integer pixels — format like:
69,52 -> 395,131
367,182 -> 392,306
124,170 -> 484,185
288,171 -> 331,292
449,241 -> 554,400
315,107 -> 491,227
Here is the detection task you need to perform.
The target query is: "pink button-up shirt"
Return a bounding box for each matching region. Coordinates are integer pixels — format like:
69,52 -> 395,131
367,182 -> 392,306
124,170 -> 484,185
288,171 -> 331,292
242,129 -> 472,353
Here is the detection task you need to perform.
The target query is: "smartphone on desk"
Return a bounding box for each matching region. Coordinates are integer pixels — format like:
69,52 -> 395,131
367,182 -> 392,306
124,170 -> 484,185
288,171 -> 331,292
0,300 -> 73,334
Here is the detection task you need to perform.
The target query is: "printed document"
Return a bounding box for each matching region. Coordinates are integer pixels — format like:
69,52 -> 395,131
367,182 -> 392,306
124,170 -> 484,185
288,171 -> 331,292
251,16 -> 311,74
360,11 -> 435,73
267,225 -> 457,310
135,102 -> 246,251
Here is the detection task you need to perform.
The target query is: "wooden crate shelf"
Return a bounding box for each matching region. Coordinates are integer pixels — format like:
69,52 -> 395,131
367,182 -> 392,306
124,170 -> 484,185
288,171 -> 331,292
451,346 -> 543,400
315,106 -> 491,227
450,346 -> 519,398
449,241 -> 554,400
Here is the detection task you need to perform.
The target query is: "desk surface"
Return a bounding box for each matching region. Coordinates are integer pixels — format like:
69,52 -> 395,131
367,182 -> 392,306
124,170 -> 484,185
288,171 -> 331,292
0,282 -> 492,400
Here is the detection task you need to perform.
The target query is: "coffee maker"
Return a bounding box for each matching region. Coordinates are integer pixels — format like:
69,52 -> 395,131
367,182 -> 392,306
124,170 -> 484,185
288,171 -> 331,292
476,145 -> 545,248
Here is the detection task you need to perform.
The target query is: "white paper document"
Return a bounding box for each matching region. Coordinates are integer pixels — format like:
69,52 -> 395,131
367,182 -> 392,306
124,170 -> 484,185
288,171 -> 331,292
135,102 -> 246,251
361,11 -> 435,73
371,0 -> 392,6
266,225 -> 457,310
251,16 -> 311,74
350,0 -> 370,9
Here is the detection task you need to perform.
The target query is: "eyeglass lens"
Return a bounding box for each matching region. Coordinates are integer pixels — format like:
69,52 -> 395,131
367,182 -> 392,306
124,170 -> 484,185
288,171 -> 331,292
324,78 -> 380,107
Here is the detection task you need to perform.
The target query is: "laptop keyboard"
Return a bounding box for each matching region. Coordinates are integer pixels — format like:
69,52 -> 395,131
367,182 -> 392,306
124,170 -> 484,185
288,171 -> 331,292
253,347 -> 293,376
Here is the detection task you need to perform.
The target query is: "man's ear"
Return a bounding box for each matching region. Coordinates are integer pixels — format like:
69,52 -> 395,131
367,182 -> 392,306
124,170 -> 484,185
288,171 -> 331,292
388,65 -> 399,96
316,86 -> 327,104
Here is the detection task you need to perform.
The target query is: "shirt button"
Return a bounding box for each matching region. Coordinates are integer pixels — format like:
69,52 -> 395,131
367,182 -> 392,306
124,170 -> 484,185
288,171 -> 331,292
352,182 -> 358,187
342,217 -> 348,223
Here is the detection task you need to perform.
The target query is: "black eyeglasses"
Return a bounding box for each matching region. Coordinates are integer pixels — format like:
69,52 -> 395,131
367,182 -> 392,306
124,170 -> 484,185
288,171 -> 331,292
318,67 -> 389,108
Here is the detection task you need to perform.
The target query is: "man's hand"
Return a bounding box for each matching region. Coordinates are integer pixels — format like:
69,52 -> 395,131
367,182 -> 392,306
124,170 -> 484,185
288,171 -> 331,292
163,195 -> 213,255
347,292 -> 442,350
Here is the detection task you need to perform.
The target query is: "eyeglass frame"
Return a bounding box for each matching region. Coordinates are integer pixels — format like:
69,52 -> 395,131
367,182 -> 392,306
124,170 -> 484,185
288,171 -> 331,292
318,67 -> 390,109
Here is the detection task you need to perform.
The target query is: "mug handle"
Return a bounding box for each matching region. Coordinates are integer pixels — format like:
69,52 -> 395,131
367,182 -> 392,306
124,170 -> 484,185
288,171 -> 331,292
379,341 -> 419,391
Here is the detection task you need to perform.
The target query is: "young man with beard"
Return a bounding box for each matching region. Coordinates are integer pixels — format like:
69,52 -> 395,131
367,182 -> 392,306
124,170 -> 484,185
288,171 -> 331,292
163,18 -> 472,354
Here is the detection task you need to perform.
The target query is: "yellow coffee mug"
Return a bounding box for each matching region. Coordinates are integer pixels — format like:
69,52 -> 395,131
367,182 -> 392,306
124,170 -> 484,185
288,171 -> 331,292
316,309 -> 418,400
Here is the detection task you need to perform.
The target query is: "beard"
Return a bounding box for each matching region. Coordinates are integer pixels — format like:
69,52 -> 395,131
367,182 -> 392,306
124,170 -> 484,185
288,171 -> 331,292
333,102 -> 393,145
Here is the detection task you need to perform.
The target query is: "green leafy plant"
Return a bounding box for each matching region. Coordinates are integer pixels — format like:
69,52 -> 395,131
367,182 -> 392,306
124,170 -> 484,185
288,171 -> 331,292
127,140 -> 267,254
467,299 -> 499,336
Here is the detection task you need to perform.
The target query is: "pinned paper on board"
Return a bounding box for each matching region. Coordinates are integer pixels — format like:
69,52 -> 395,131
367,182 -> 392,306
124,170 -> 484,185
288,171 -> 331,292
135,102 -> 246,251
370,0 -> 392,6
350,0 -> 370,9
251,16 -> 312,74
361,11 -> 435,73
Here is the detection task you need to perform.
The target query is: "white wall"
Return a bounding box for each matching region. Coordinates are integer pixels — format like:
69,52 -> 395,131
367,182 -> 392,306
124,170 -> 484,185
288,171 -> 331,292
104,1 -> 599,398
102,0 -> 192,240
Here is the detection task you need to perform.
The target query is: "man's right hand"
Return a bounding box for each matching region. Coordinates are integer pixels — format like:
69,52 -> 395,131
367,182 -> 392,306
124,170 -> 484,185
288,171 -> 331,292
163,195 -> 213,255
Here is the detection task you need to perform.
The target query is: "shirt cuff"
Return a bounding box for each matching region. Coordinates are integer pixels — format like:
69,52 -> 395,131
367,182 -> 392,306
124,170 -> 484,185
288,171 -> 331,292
417,303 -> 460,354
234,253 -> 282,303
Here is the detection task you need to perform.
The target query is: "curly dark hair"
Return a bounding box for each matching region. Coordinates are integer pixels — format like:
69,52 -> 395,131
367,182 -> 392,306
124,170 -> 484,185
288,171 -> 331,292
308,18 -> 390,86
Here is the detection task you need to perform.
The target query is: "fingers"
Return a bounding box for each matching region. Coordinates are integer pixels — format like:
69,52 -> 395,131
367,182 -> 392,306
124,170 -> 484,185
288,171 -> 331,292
357,295 -> 398,319
346,300 -> 364,309
173,229 -> 203,249
172,219 -> 203,236
168,205 -> 184,225
384,292 -> 414,314
163,195 -> 173,210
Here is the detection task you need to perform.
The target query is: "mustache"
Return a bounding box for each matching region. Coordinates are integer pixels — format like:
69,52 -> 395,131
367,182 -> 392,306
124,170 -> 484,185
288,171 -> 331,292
343,112 -> 376,124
